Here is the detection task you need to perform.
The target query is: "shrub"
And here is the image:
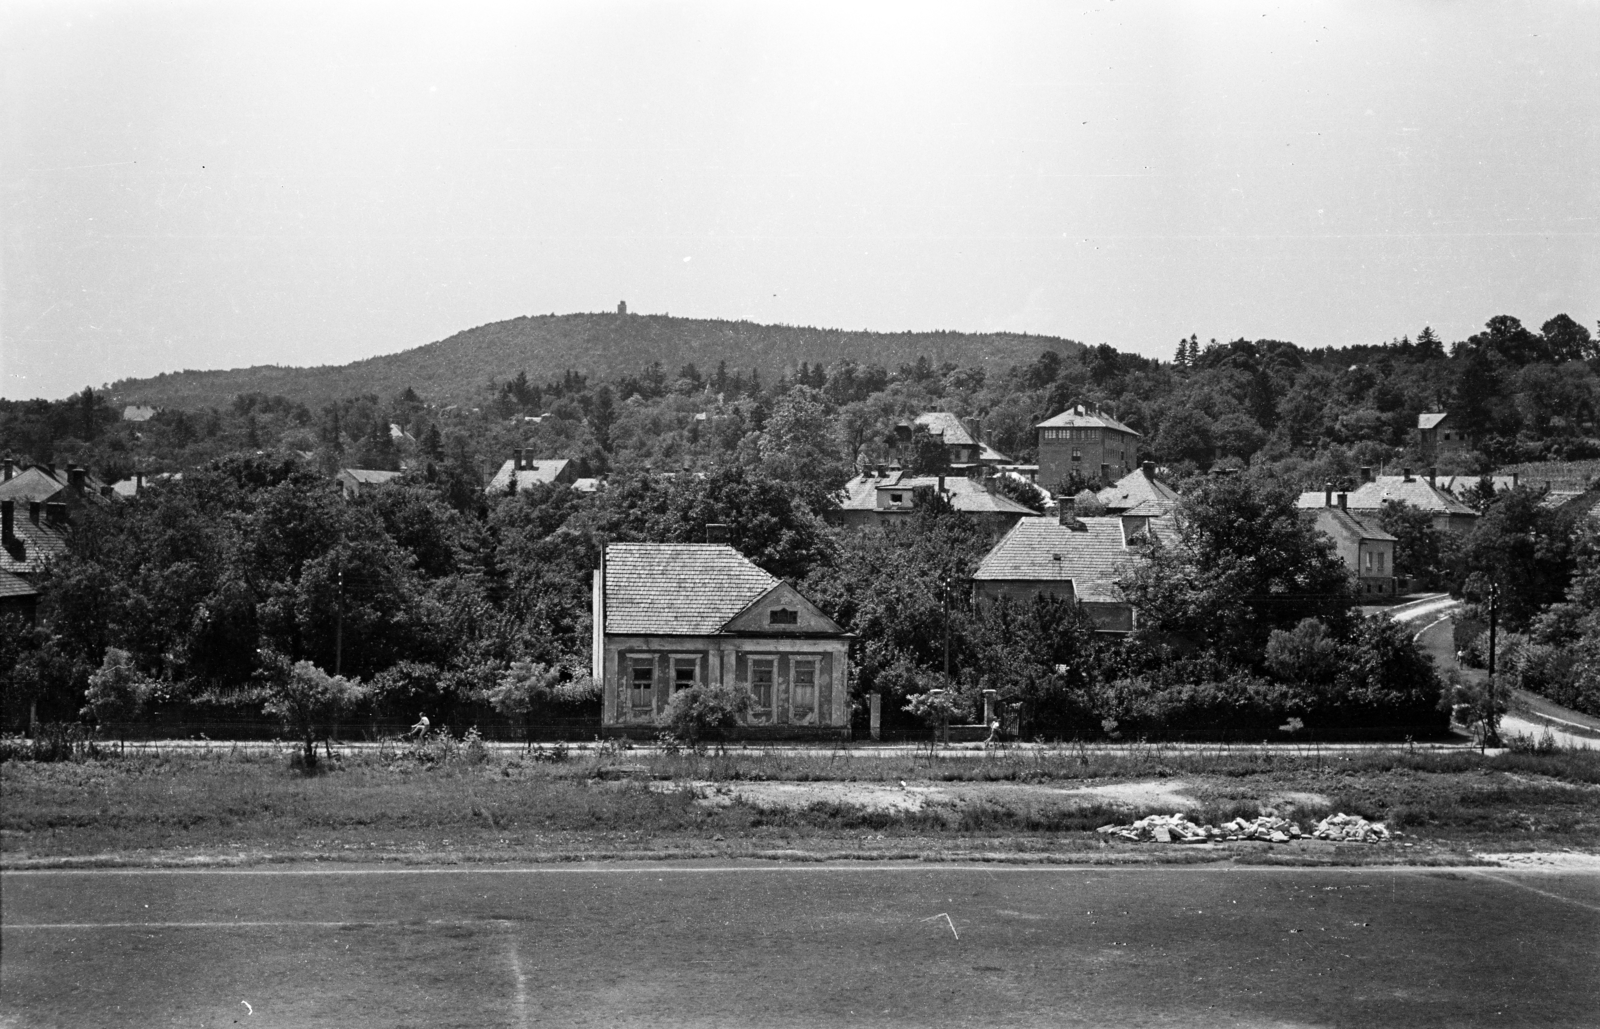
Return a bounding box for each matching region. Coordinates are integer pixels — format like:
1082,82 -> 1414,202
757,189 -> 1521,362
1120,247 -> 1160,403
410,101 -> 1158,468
80,648 -> 152,742
655,682 -> 754,747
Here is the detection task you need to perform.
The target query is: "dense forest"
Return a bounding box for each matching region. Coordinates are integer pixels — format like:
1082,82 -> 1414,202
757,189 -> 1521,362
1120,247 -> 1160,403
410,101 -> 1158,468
4,310 -> 1600,740
98,312 -> 1091,412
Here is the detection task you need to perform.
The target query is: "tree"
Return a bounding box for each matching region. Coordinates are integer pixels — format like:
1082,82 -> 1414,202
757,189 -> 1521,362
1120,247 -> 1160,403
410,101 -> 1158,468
79,647 -> 151,743
1377,500 -> 1448,586
1120,475 -> 1355,663
480,659 -> 563,747
907,425 -> 950,475
589,385 -> 617,453
259,657 -> 369,769
1455,487 -> 1579,630
757,386 -> 849,496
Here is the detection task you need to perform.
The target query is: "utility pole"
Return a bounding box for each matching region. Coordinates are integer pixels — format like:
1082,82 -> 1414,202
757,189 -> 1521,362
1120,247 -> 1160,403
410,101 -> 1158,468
1484,581 -> 1501,748
335,567 -> 344,677
940,575 -> 952,678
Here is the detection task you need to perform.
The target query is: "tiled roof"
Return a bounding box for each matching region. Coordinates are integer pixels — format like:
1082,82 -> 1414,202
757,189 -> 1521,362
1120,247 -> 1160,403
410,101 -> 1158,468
1,510 -> 70,577
838,474 -> 1037,516
342,468 -> 405,485
0,569 -> 39,599
1096,467 -> 1180,513
605,543 -> 779,635
1418,412 -> 1450,430
973,516 -> 1144,603
1036,408 -> 1141,436
1309,506 -> 1398,543
486,458 -> 572,493
0,468 -> 67,506
915,412 -> 976,447
1343,478 -> 1478,516
122,405 -> 157,422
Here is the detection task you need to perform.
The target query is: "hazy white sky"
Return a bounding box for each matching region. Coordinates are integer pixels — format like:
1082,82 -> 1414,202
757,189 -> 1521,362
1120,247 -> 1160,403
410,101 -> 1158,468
2,1 -> 1596,400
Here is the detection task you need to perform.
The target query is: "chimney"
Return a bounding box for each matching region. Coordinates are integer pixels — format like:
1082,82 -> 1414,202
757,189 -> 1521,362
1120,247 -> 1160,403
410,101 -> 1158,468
2,500 -> 13,543
70,466 -> 86,490
706,523 -> 731,545
1141,460 -> 1155,480
1511,473 -> 1519,489
1058,497 -> 1086,531
1324,481 -> 1334,508
1402,467 -> 1413,483
1338,492 -> 1348,511
1428,467 -> 1436,487
937,474 -> 946,494
135,471 -> 144,493
2,458 -> 12,481
28,501 -> 41,525
45,502 -> 67,525
1359,466 -> 1373,484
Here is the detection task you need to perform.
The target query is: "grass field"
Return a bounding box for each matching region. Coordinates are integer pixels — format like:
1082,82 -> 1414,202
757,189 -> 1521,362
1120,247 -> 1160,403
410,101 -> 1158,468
4,864 -> 1598,1028
4,744 -> 1598,867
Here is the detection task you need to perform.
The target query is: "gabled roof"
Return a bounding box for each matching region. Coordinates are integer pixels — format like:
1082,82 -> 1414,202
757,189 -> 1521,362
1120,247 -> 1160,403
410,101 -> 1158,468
838,474 -> 1037,516
0,569 -> 39,599
1308,506 -> 1398,543
122,405 -> 158,422
914,412 -> 977,447
1096,467 -> 1179,513
1,510 -> 70,577
487,458 -> 572,493
0,467 -> 67,506
341,468 -> 405,486
605,543 -> 781,635
1418,412 -> 1450,430
1344,478 -> 1478,516
973,516 -> 1150,603
1036,408 -> 1141,436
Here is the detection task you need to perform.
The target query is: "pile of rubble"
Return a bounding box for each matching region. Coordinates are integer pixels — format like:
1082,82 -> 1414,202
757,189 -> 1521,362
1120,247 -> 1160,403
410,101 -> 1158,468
1311,813 -> 1391,843
1097,812 -> 1392,845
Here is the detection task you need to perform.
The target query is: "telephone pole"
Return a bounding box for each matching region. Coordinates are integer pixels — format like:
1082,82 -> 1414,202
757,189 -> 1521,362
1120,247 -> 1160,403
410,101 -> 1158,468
1484,581 -> 1501,748
335,567 -> 344,677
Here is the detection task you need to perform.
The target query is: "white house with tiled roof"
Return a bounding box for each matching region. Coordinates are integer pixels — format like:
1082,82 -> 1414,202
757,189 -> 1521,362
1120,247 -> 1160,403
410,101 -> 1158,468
835,470 -> 1036,535
1298,469 -> 1479,535
593,542 -> 852,737
1036,406 -> 1141,489
1096,462 -> 1180,515
972,504 -> 1175,632
486,451 -> 577,495
1297,489 -> 1399,597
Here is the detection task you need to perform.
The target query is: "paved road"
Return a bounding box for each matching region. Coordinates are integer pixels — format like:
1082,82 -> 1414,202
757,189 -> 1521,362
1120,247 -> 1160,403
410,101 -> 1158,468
4,863 -> 1597,1028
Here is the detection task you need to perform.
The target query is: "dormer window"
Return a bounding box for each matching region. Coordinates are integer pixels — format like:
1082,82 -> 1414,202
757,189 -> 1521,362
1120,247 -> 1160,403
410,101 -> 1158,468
890,493 -> 905,505
769,608 -> 799,625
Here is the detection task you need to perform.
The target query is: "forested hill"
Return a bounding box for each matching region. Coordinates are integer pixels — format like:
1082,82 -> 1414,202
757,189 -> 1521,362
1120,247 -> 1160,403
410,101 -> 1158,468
106,312 -> 1086,411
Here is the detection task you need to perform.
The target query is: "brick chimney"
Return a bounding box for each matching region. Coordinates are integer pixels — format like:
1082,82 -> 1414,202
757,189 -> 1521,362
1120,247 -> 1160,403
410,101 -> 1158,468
1337,492 -> 1348,511
2,458 -> 12,481
1428,467 -> 1437,487
706,523 -> 730,545
1,500 -> 13,544
1359,466 -> 1373,484
70,465 -> 86,490
28,501 -> 41,525
1324,481 -> 1334,507
1141,460 -> 1155,480
1058,497 -> 1087,531
937,474 -> 946,494
135,471 -> 144,493
1402,467 -> 1413,483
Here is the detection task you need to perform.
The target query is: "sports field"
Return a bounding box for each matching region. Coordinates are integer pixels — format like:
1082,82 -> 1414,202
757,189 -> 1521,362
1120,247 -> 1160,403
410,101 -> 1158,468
3,863 -> 1597,1028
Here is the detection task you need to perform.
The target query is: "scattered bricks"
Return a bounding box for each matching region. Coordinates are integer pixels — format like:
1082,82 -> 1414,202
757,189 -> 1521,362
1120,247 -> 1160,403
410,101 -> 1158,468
1099,812 -> 1315,845
1311,813 -> 1390,843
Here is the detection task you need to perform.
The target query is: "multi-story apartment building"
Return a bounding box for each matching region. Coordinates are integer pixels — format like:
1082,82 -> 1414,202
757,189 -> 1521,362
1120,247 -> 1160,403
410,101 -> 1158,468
1035,406 -> 1141,490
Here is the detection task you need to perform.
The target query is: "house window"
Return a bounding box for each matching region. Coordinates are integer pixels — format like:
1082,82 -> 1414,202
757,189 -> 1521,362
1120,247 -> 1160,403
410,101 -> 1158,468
629,658 -> 654,711
890,492 -> 904,505
769,608 -> 798,625
672,655 -> 700,694
791,658 -> 818,725
749,658 -> 775,722
1377,552 -> 1386,573
1071,448 -> 1081,462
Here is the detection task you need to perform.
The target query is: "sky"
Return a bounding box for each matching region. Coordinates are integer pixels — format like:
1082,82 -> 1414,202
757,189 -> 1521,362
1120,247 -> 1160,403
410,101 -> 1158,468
2,1 -> 1596,401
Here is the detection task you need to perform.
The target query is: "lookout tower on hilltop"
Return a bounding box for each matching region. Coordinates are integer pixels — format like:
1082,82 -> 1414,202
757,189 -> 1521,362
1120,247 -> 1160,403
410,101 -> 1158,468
617,300 -> 628,315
